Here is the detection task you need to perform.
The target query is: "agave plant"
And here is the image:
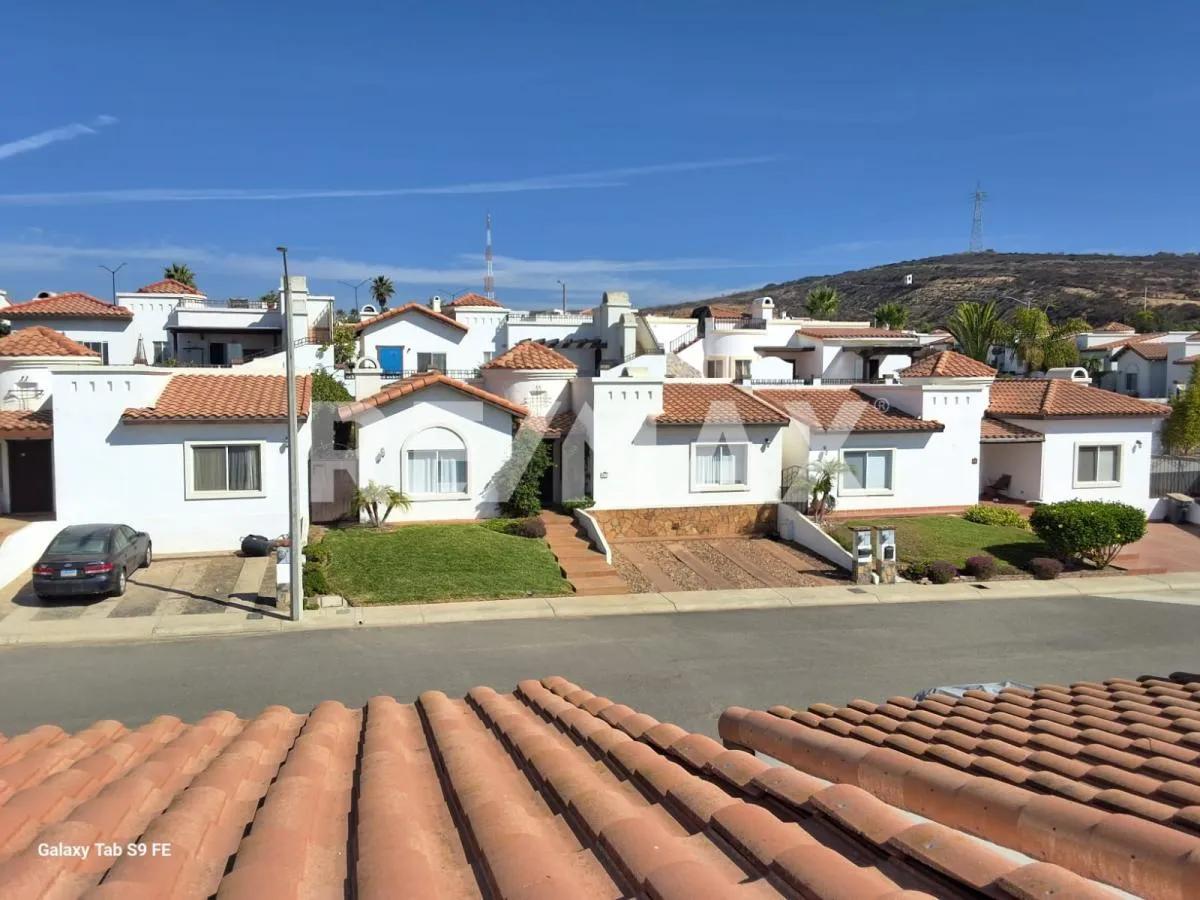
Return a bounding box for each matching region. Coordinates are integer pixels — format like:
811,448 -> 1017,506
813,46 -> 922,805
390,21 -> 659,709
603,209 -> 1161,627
351,480 -> 411,527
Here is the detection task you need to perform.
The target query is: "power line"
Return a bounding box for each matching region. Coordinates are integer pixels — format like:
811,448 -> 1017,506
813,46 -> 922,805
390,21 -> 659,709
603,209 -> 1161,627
969,181 -> 987,252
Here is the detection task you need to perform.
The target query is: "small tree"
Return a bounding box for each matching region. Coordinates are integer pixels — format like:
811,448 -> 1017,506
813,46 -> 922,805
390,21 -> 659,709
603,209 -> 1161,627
331,322 -> 357,368
1163,360 -> 1200,454
874,301 -> 909,330
804,285 -> 839,319
494,432 -> 554,517
1131,309 -> 1161,333
311,369 -> 352,402
787,458 -> 849,520
1029,500 -> 1147,568
352,481 -> 411,527
163,262 -> 197,287
946,301 -> 1004,362
370,276 -> 395,310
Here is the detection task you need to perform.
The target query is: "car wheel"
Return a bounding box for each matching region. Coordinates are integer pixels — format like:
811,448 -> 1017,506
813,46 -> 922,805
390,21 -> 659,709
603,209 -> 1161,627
141,542 -> 153,568
112,568 -> 127,597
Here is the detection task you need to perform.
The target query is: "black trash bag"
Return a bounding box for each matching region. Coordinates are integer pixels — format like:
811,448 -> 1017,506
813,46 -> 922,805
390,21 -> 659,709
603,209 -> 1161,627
240,534 -> 274,557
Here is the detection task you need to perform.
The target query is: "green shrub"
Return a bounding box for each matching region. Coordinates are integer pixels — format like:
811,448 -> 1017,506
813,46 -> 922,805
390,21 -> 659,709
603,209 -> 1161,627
927,560 -> 959,584
302,543 -> 331,595
1029,557 -> 1064,580
511,517 -> 547,539
964,555 -> 998,580
1029,500 -> 1147,568
496,433 -> 554,518
962,504 -> 1030,530
562,497 -> 595,511
903,561 -> 930,581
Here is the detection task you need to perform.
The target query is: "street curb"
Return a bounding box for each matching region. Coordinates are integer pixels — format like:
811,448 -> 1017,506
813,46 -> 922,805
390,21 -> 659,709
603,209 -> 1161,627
1,571 -> 1199,648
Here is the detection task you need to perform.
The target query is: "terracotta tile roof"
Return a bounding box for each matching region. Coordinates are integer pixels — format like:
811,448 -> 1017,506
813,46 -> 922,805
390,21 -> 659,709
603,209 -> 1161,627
1096,321 -> 1136,333
899,350 -> 997,378
0,408 -> 52,437
339,371 -> 526,420
1176,354 -> 1200,366
1092,332 -> 1167,352
755,388 -> 944,433
483,340 -> 577,370
3,293 -> 132,320
989,379 -> 1171,418
736,671 -> 1200,896
796,326 -> 917,340
122,374 -> 312,424
980,416 -> 1044,442
656,383 -> 789,425
523,408 -> 576,437
0,675 -> 1125,898
0,326 -> 99,358
136,278 -> 201,295
696,304 -> 744,318
351,302 -> 468,334
1119,341 -> 1170,361
1190,332 -> 1200,342
444,292 -> 503,308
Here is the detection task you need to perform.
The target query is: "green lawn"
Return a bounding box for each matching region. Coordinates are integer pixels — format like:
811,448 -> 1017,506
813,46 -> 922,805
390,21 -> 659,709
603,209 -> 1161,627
314,524 -> 572,605
832,515 -> 1048,573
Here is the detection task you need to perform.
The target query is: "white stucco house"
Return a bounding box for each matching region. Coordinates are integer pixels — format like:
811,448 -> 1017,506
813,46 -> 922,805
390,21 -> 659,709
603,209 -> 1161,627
1077,325 -> 1200,400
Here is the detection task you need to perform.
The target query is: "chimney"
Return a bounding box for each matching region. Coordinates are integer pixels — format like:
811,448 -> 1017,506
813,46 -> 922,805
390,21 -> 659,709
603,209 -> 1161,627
1045,366 -> 1090,383
430,295 -> 443,313
751,296 -> 775,322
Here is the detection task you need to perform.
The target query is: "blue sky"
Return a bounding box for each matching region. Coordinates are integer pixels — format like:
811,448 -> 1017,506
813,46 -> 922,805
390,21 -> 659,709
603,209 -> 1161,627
2,2 -> 1196,309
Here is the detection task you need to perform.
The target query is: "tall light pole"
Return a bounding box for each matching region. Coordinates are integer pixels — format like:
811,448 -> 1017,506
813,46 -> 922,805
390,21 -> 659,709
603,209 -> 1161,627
338,278 -> 368,310
556,279 -> 567,313
98,263 -> 126,305
277,246 -> 303,622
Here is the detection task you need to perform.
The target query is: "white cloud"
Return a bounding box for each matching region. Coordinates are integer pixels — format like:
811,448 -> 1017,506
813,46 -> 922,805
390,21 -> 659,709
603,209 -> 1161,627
0,155 -> 777,206
0,116 -> 118,162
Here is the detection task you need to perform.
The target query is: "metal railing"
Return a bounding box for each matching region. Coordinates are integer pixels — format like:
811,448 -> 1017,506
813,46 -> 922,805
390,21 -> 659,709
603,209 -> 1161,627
1151,455 -> 1200,497
666,325 -> 699,353
709,316 -> 766,331
748,376 -> 894,386
343,368 -> 481,381
506,311 -> 592,324
176,297 -> 276,311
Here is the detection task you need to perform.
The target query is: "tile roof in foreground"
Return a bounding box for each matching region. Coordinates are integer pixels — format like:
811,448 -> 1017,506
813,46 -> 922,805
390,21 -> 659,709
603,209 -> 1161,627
0,675 -> 1133,898
656,382 -> 789,425
0,326 -> 99,358
0,408 -> 52,437
3,293 -> 133,320
755,387 -> 943,433
733,671 -> 1200,897
444,292 -> 504,308
898,350 -> 997,378
989,379 -> 1171,418
339,371 -> 527,420
135,278 -> 202,295
122,374 -> 312,424
351,302 -> 468,333
483,340 -> 577,370
980,416 -> 1045,442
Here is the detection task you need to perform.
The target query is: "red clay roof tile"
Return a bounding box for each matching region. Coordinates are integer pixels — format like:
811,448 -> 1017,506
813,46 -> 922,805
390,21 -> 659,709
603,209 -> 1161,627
483,340 -> 577,370
0,326 -> 99,358
339,371 -> 527,420
755,388 -> 943,433
0,409 -> 52,438
795,326 -> 918,340
351,302 -> 468,333
656,383 -> 789,425
444,292 -> 503,308
1091,331 -> 1168,351
988,379 -> 1171,417
135,279 -> 202,295
1095,321 -> 1136,333
980,416 -> 1044,442
122,374 -> 312,424
898,350 -> 997,378
4,293 -> 132,320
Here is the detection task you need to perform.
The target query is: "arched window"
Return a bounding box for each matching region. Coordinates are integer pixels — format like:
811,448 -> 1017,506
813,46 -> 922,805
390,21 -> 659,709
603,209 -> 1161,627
406,427 -> 467,495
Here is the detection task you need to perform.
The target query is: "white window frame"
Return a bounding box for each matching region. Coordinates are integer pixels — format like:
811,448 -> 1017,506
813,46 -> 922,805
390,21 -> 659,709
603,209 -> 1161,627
83,341 -> 110,364
705,358 -> 728,379
839,448 -> 895,496
689,441 -> 750,493
403,427 -> 470,500
417,351 -> 448,373
732,357 -> 754,382
1073,442 -> 1123,488
183,440 -> 267,500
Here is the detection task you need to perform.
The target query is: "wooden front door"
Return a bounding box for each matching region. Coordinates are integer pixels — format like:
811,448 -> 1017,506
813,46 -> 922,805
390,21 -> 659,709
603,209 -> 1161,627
9,440 -> 53,513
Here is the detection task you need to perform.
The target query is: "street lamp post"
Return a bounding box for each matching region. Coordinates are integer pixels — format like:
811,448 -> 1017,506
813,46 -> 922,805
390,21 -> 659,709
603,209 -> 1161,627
277,246 -> 303,622
98,263 -> 126,305
556,279 -> 567,313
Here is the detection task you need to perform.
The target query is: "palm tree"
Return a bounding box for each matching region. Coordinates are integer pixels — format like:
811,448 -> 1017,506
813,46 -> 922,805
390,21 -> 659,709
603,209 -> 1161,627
163,263 -> 196,287
804,285 -> 840,319
873,301 -> 909,330
351,480 -> 411,527
785,458 -> 850,520
370,276 -> 395,310
946,301 -> 1004,362
1007,307 -> 1089,372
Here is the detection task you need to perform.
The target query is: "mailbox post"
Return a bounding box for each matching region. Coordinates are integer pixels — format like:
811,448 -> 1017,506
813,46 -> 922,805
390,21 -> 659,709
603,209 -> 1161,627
849,526 -> 875,585
873,526 -> 898,584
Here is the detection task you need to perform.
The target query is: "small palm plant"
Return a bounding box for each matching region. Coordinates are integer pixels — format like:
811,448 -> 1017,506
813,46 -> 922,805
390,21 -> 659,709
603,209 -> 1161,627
804,285 -> 840,319
786,458 -> 850,520
351,480 -> 411,527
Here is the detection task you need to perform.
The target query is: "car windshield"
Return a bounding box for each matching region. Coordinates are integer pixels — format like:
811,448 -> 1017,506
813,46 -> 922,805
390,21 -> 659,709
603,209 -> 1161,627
47,527 -> 111,556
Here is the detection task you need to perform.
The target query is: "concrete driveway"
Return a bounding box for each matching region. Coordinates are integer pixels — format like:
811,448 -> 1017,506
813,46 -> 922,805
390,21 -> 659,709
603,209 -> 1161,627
0,554 -> 278,626
1115,521 -> 1200,573
612,536 -> 842,592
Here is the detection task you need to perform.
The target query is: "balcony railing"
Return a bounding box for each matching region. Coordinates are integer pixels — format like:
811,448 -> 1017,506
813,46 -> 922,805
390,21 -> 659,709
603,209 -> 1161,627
343,368 -> 482,382
176,297 -> 277,311
666,325 -> 699,353
709,316 -> 766,331
748,376 -> 895,386
506,311 -> 592,324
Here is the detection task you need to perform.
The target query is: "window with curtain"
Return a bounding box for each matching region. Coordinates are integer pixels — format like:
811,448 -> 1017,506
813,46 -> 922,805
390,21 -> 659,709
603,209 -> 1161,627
842,450 -> 893,493
1077,445 -> 1121,484
191,444 -> 262,493
417,352 -> 448,372
152,341 -> 170,364
406,427 -> 468,494
733,359 -> 753,381
693,442 -> 748,488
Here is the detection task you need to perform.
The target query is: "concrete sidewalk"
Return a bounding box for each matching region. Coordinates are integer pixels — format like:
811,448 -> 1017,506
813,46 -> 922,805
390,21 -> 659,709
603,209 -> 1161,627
1,570 -> 1199,648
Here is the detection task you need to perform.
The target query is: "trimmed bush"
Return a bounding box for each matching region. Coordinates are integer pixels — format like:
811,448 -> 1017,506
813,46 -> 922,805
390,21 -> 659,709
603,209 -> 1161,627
1029,557 -> 1064,580
1029,500 -> 1147,568
302,543 -> 332,595
562,497 -> 595,511
511,517 -> 547,539
964,555 -> 998,581
962,504 -> 1030,530
927,560 -> 959,584
902,561 -> 930,581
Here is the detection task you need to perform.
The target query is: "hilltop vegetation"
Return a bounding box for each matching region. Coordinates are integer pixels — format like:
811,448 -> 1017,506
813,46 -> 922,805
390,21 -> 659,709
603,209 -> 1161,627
654,252 -> 1200,330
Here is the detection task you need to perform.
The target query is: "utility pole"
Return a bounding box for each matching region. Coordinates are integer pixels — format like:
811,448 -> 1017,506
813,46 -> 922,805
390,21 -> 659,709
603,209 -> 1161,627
484,212 -> 495,300
98,263 -> 126,304
969,182 -> 987,253
277,246 -> 303,622
338,278 -> 368,310
556,279 -> 567,313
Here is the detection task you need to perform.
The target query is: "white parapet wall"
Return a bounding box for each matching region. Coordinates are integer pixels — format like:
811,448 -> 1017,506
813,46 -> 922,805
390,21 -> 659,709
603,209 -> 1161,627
776,503 -> 853,570
573,507 -> 612,564
0,520 -> 60,591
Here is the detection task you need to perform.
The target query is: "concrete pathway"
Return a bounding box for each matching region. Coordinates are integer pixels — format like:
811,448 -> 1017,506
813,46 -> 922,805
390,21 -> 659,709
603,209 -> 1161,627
0,569 -> 1196,648
1113,521 -> 1200,573
539,510 -> 628,595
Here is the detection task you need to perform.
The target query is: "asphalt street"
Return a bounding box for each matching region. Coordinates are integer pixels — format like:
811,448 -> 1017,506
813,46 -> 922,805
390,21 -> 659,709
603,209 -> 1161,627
3,593 -> 1198,737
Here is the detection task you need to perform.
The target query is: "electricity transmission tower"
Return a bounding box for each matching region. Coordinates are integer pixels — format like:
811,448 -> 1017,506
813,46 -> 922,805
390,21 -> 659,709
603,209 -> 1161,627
969,182 -> 987,252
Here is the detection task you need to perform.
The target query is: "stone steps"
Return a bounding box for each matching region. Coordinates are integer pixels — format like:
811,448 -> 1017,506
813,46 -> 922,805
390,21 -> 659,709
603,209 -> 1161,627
539,510 -> 628,596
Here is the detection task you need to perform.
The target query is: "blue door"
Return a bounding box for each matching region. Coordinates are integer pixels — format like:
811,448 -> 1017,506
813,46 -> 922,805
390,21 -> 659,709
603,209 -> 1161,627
378,346 -> 403,374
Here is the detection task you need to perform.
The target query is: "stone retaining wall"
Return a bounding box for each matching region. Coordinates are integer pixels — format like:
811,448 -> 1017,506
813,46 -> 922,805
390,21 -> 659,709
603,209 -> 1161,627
593,504 -> 777,539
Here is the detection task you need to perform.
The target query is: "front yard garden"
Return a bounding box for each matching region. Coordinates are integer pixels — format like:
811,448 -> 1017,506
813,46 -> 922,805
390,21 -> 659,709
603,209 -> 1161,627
832,514 -> 1048,575
305,522 -> 572,605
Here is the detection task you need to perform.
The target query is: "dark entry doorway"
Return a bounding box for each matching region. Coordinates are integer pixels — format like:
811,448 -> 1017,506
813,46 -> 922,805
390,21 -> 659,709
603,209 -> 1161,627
9,440 -> 53,513
538,440 -> 556,507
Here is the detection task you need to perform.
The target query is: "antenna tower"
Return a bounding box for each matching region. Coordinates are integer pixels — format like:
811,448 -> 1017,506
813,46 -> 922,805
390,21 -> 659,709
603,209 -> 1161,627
484,212 -> 495,299
969,182 -> 987,252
